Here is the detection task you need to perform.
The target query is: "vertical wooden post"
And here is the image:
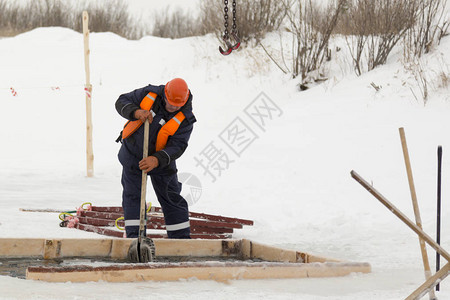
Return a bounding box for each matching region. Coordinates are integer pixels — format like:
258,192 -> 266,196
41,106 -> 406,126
83,11 -> 94,177
399,128 -> 435,300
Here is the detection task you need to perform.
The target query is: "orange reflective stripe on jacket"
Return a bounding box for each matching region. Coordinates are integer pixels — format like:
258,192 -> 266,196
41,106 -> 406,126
155,111 -> 186,151
122,91 -> 186,152
122,92 -> 157,139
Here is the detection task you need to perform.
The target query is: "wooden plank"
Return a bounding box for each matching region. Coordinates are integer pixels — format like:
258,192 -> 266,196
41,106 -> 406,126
298,252 -> 340,263
26,261 -> 371,282
80,211 -> 123,220
76,223 -> 231,240
92,206 -> 123,213
91,206 -> 254,225
43,239 -> 61,259
192,227 -> 233,234
78,216 -> 234,234
249,240 -> 298,262
221,240 -> 242,257
0,238 -> 361,277
20,208 -> 70,213
76,223 -> 125,238
0,238 -> 118,259
0,238 -> 45,257
78,216 -> 117,227
0,238 -> 271,259
240,238 -> 251,259
240,239 -> 342,264
0,238 -> 236,259
80,211 -> 243,229
153,239 -> 225,257
58,239 -> 113,258
110,239 -> 133,259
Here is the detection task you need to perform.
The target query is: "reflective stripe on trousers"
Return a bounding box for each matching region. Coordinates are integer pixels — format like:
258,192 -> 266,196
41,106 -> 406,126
121,168 -> 190,239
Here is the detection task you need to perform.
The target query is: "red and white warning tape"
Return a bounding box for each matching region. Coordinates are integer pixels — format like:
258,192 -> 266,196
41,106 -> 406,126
84,87 -> 92,99
3,85 -> 83,96
10,87 -> 17,96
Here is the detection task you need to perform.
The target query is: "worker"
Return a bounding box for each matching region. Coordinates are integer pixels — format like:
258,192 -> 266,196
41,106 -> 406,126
115,78 -> 196,239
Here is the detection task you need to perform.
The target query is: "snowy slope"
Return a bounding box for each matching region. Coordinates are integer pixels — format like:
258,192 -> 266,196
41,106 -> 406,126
0,25 -> 450,299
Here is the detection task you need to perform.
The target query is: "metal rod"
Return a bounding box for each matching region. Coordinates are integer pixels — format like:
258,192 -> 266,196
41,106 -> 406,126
436,145 -> 442,291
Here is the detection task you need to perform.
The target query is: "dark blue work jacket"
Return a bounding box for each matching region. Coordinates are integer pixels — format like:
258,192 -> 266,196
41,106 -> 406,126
116,84 -> 196,175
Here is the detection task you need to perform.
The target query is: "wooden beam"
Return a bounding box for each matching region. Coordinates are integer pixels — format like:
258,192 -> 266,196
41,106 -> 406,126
241,239 -> 298,262
26,261 -> 371,282
0,238 -> 349,265
0,238 -> 44,257
0,238 -> 241,259
153,239 -> 232,257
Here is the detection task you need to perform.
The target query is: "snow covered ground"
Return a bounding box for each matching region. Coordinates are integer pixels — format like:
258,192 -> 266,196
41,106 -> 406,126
1,13 -> 450,300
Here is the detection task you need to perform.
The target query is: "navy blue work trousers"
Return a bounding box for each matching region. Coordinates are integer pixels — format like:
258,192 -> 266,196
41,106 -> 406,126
121,168 -> 190,239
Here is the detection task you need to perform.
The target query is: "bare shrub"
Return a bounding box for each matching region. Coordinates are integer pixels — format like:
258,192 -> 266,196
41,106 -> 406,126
29,0 -> 68,28
73,1 -> 142,39
262,0 -> 346,86
199,0 -> 288,44
408,59 -> 430,104
0,0 -> 142,39
0,1 -> 12,35
0,0 -> 67,35
404,54 -> 450,105
437,71 -> 450,89
345,0 -> 417,75
403,0 -> 448,61
151,8 -> 203,39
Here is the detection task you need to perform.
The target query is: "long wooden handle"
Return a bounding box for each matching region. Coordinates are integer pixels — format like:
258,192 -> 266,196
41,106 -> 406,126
139,120 -> 150,237
406,262 -> 449,300
398,128 -> 435,300
350,170 -> 450,262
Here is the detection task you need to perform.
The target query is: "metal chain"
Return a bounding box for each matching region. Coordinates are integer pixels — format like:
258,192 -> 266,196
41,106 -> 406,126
223,0 -> 229,39
220,0 -> 240,55
232,0 -> 237,34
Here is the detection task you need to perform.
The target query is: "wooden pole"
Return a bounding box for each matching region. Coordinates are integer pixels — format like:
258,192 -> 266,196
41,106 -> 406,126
407,262 -> 449,300
83,11 -> 94,177
139,120 -> 150,237
350,170 -> 450,262
399,128 -> 436,300
351,170 -> 450,299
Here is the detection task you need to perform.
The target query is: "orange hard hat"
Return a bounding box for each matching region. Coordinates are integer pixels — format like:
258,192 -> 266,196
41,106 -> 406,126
164,78 -> 189,107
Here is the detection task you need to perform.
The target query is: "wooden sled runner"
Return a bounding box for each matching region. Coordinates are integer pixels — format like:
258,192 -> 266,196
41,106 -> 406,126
0,238 -> 371,282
